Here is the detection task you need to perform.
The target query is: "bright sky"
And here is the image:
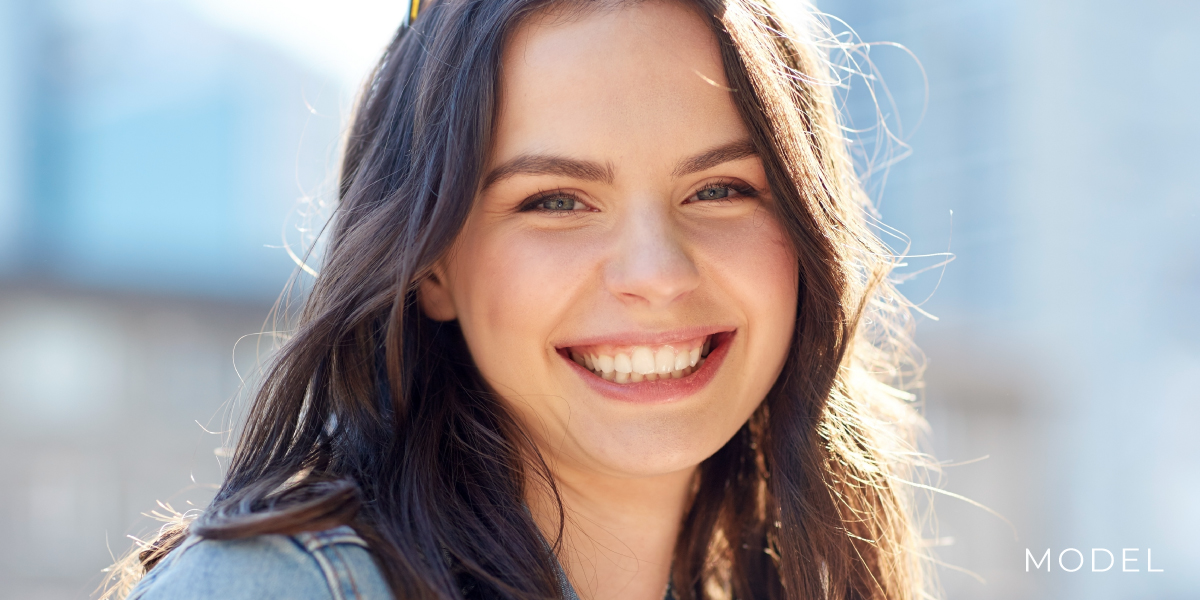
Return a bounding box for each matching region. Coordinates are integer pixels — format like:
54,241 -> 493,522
181,0 -> 408,89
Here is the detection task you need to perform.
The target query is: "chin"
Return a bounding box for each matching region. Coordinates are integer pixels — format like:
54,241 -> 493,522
568,406 -> 746,478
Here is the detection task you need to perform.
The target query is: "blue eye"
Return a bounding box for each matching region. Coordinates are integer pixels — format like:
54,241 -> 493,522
694,186 -> 731,201
520,192 -> 589,215
539,196 -> 577,211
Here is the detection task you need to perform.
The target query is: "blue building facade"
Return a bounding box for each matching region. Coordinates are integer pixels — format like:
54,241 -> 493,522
0,0 -> 339,301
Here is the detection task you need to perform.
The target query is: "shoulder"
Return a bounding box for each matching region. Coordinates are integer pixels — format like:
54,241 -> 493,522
128,526 -> 392,600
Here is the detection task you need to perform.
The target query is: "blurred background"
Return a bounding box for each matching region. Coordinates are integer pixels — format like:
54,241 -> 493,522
0,0 -> 1195,598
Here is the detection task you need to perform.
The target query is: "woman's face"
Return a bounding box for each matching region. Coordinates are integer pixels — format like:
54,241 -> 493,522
420,0 -> 798,479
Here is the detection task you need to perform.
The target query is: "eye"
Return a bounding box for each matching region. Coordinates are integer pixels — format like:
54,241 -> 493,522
694,186 -> 731,201
687,181 -> 758,204
520,190 -> 591,215
538,196 -> 579,211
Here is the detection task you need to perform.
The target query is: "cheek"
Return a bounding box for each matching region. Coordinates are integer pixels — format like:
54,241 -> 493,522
451,226 -> 598,374
694,209 -> 797,366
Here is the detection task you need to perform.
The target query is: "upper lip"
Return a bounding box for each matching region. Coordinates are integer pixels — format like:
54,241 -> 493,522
553,325 -> 735,350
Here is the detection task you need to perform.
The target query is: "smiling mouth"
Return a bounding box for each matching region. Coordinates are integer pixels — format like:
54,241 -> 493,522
561,332 -> 724,384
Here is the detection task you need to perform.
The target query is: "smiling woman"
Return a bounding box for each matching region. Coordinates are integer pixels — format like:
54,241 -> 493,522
109,1 -> 929,599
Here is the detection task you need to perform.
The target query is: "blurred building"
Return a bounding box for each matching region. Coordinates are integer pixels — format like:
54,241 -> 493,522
820,0 -> 1200,599
0,1 -> 342,598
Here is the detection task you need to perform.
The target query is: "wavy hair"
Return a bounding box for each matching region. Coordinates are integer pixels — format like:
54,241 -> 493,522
106,0 -> 930,598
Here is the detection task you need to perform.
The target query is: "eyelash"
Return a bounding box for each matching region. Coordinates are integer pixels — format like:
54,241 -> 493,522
518,189 -> 590,216
686,179 -> 760,204
518,179 -> 759,215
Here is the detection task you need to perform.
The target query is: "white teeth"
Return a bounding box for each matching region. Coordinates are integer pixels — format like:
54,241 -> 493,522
614,353 -> 632,374
571,334 -> 716,385
673,351 -> 690,371
654,347 -> 674,374
631,347 -> 656,375
596,354 -> 614,373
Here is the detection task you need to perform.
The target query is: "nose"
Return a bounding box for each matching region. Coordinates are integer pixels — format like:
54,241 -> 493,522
605,203 -> 701,309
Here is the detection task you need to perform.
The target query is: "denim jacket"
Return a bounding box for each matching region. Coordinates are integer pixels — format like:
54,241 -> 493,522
128,525 -> 583,600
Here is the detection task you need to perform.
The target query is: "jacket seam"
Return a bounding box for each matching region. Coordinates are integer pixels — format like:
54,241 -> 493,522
295,534 -> 364,600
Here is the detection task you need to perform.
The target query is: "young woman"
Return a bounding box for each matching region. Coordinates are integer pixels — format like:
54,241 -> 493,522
114,0 -> 928,598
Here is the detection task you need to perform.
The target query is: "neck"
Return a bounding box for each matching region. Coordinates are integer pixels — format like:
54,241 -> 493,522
527,463 -> 696,600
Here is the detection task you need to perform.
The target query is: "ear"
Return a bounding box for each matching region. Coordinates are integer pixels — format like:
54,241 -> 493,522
417,266 -> 457,322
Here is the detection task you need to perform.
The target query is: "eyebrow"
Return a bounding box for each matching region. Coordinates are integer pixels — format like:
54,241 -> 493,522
671,139 -> 758,177
481,139 -> 758,189
481,155 -> 615,189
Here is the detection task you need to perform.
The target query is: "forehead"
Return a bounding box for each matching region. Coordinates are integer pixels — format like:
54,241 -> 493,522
492,0 -> 748,170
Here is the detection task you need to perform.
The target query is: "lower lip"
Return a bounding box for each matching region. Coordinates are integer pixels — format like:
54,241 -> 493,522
560,331 -> 734,404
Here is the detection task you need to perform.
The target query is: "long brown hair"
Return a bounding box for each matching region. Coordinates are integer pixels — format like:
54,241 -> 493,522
107,0 -> 930,598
